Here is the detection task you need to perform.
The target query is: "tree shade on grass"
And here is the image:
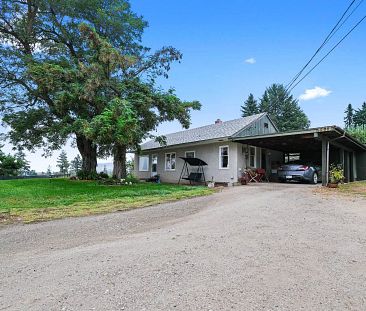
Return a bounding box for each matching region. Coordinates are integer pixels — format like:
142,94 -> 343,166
0,179 -> 214,223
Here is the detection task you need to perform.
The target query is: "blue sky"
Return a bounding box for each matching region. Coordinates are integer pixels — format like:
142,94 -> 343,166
131,0 -> 366,133
3,0 -> 366,171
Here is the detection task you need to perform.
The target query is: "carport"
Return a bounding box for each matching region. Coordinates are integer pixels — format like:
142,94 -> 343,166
232,126 -> 366,186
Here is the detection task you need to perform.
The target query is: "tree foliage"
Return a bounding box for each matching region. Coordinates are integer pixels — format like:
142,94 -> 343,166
15,150 -> 30,175
344,104 -> 354,128
258,84 -> 310,131
57,150 -> 69,174
0,146 -> 26,176
241,93 -> 259,117
70,155 -> 82,174
0,0 -> 200,177
354,102 -> 366,126
346,125 -> 366,144
343,102 -> 366,129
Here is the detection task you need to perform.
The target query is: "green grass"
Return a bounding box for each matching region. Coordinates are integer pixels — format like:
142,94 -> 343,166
338,181 -> 366,197
0,178 -> 214,223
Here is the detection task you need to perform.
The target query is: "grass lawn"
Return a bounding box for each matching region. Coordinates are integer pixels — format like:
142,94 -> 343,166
338,181 -> 366,197
0,178 -> 214,223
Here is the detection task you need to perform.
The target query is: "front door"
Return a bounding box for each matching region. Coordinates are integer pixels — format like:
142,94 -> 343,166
151,155 -> 158,176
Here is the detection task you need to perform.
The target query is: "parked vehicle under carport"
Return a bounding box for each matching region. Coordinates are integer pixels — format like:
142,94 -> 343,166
278,162 -> 321,184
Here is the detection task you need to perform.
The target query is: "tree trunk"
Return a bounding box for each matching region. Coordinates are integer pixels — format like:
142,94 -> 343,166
76,135 -> 97,174
113,144 -> 127,179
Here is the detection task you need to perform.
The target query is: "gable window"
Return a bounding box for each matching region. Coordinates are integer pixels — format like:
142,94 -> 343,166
249,146 -> 256,167
219,146 -> 229,169
139,155 -> 149,172
165,152 -> 176,171
185,151 -> 195,158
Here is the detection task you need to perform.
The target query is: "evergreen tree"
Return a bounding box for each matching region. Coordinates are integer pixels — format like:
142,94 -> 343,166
70,155 -> 82,174
344,103 -> 354,128
57,151 -> 70,175
47,166 -> 52,176
258,84 -> 310,131
241,93 -> 259,117
354,102 -> 366,126
15,150 -> 30,175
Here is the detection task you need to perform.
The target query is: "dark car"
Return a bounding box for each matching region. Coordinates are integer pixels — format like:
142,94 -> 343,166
278,162 -> 321,184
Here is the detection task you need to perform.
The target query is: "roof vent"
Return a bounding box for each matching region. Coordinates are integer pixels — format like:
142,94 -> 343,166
215,119 -> 223,125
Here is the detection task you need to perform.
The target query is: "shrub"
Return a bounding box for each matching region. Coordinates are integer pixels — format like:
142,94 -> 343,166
77,170 -> 99,180
346,125 -> 366,144
99,172 -> 109,179
125,174 -> 139,184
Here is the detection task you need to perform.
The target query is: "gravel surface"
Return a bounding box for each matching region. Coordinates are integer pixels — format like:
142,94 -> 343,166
1,183 -> 366,311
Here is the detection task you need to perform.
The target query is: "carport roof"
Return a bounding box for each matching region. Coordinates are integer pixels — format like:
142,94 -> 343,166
231,126 -> 366,152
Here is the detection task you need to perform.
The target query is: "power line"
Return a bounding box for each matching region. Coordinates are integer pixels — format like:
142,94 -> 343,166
288,14 -> 366,93
286,0 -> 359,91
331,0 -> 364,39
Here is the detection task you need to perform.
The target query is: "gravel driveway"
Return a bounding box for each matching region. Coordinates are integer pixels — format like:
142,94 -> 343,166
1,183 -> 366,311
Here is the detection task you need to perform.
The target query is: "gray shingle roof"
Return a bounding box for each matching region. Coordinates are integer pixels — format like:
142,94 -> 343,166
140,112 -> 266,150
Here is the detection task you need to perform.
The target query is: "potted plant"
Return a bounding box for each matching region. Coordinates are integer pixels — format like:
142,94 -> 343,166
328,164 -> 344,188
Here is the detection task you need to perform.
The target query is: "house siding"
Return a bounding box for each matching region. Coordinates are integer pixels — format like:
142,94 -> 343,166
356,152 -> 366,180
232,115 -> 277,137
134,141 -> 240,185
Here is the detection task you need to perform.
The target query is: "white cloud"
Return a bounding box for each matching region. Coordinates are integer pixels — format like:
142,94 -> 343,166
299,86 -> 332,101
245,57 -> 256,64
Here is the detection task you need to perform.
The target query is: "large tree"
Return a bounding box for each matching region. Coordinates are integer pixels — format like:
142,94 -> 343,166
259,84 -> 310,131
0,0 -> 198,177
344,103 -> 354,128
241,93 -> 259,117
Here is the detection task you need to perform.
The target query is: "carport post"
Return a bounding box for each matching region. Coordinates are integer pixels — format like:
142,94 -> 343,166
339,149 -> 345,169
321,137 -> 329,186
352,152 -> 357,181
345,152 -> 350,182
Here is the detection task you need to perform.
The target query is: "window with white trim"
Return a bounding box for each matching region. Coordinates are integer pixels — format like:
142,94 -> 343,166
249,146 -> 256,168
185,151 -> 195,158
139,155 -> 149,171
219,146 -> 229,169
165,152 -> 176,170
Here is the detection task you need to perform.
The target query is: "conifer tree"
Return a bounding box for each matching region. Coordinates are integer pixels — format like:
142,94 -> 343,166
57,151 -> 70,175
344,103 -> 354,128
241,93 -> 259,117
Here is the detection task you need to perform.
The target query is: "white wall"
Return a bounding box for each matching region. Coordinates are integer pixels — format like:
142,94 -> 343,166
134,141 -> 240,185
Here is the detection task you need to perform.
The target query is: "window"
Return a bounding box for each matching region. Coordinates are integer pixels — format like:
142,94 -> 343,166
285,153 -> 300,164
139,155 -> 149,171
264,122 -> 269,128
165,152 -> 176,171
185,151 -> 195,158
249,146 -> 256,168
219,146 -> 229,169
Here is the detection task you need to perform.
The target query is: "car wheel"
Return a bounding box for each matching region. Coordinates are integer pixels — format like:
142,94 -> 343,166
311,172 -> 318,184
